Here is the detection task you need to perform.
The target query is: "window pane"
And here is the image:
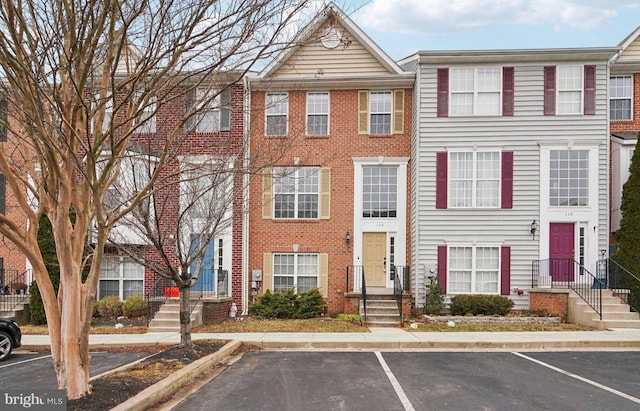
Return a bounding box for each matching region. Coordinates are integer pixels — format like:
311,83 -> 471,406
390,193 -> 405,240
363,167 -> 397,218
369,92 -> 392,134
99,280 -> 119,300
549,150 -> 589,206
266,93 -> 288,136
123,280 -> 143,299
307,92 -> 329,135
451,93 -> 473,116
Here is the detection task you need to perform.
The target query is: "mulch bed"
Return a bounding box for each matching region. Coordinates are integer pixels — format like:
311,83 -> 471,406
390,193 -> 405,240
68,341 -> 226,411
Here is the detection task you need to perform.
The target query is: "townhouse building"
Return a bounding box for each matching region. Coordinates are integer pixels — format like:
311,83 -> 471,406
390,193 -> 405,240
247,4 -> 414,315
399,47 -> 618,308
610,27 -> 640,244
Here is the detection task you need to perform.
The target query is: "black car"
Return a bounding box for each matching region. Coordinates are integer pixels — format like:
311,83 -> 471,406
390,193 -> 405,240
0,318 -> 21,361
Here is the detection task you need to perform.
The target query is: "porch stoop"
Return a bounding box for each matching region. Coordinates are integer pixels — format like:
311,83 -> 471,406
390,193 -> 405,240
147,298 -> 203,332
361,291 -> 401,328
568,289 -> 640,330
0,296 -> 30,324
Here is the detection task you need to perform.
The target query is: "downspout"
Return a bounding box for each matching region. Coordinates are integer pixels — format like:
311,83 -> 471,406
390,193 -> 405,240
241,75 -> 251,315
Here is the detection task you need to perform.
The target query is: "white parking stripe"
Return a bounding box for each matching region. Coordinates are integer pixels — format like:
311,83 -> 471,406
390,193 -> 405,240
0,354 -> 51,369
513,352 -> 640,405
375,352 -> 415,411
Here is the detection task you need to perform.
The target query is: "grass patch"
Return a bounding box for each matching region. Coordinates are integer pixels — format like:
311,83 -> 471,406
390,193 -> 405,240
409,322 -> 595,332
20,324 -> 148,335
192,317 -> 369,333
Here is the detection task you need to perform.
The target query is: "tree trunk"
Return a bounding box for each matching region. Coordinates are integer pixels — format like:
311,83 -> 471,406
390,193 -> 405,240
179,285 -> 193,348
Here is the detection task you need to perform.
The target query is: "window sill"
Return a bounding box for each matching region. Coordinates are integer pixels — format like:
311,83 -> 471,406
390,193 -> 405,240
306,135 -> 330,139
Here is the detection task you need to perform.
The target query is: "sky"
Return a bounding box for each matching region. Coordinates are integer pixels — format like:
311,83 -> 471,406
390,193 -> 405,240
331,0 -> 640,61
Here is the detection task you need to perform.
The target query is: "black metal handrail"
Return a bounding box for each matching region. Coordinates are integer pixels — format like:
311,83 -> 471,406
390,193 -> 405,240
361,267 -> 367,323
607,258 -> 640,313
189,268 -> 229,313
0,269 -> 31,317
144,276 -> 174,324
393,267 -> 403,326
532,259 -> 602,320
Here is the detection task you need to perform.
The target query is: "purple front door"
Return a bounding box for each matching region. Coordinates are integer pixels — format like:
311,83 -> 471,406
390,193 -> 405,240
549,223 -> 575,282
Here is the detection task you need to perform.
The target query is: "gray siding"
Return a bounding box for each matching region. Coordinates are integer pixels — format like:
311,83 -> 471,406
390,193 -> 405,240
411,61 -> 610,308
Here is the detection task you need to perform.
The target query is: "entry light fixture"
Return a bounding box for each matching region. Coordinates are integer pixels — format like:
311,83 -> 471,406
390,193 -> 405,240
345,230 -> 351,245
530,220 -> 538,239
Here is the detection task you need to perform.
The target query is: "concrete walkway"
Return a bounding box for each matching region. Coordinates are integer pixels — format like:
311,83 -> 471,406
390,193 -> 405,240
19,327 -> 640,351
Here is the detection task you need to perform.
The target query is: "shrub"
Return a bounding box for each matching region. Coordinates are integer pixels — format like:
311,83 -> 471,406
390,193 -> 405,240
122,295 -> 148,318
249,288 -> 327,319
423,276 -> 445,315
96,295 -> 123,318
449,294 -> 514,316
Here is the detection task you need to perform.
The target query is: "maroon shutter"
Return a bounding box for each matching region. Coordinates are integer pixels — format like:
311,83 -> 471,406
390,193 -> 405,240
501,151 -> 513,209
502,67 -> 514,116
437,68 -> 449,117
436,152 -> 448,209
584,65 -> 596,115
500,246 -> 511,296
437,245 -> 447,293
543,66 -> 556,116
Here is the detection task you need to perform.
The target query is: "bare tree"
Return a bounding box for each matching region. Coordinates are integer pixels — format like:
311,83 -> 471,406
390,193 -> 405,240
0,0 -> 308,399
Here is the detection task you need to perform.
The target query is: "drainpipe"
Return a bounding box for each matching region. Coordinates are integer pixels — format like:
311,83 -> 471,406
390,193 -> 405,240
241,75 -> 251,315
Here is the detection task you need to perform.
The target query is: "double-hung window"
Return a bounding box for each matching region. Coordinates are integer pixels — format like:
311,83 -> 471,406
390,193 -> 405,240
273,253 -> 318,293
98,257 -> 144,300
273,167 -> 319,219
363,166 -> 397,218
307,92 -> 329,135
450,68 -> 501,116
194,88 -> 231,132
549,150 -> 589,206
610,75 -> 633,120
369,91 -> 392,134
266,93 -> 288,136
557,66 -> 583,114
448,246 -> 500,294
449,152 -> 500,208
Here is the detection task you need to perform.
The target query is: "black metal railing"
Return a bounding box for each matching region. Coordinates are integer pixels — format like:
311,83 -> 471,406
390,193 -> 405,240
144,277 -> 174,324
347,265 -> 367,322
361,267 -> 367,323
0,269 -> 31,316
189,268 -> 229,313
532,259 -> 603,320
393,268 -> 403,326
606,258 -> 640,313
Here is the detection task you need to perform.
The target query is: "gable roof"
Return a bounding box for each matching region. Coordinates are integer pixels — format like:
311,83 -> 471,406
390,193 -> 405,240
255,2 -> 412,88
611,26 -> 640,72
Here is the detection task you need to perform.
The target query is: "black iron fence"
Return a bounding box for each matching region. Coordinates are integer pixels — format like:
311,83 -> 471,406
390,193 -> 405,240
605,258 -> 640,313
0,269 -> 32,316
532,259 -> 603,320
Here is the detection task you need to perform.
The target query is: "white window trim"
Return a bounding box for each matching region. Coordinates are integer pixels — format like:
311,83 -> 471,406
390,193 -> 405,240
306,91 -> 330,136
448,150 -> 501,209
272,253 -> 319,293
273,166 -> 320,220
609,75 -> 633,121
369,90 -> 392,135
556,65 -> 583,115
265,92 -> 289,136
446,244 -> 501,295
98,257 -> 144,301
449,67 -> 502,116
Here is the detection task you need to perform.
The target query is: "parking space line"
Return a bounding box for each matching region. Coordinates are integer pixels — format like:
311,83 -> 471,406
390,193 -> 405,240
513,352 -> 640,405
0,354 -> 52,369
375,352 -> 415,411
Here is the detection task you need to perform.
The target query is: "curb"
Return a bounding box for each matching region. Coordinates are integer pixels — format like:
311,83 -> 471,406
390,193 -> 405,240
110,340 -> 241,411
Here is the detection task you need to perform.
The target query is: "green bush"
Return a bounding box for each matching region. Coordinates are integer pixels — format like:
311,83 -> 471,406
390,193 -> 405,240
337,313 -> 361,322
449,294 -> 514,316
424,276 -> 445,315
249,288 -> 327,319
122,295 -> 148,318
95,295 -> 123,318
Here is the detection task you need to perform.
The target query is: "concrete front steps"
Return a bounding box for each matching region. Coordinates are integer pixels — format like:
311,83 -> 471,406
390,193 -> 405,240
361,289 -> 401,327
0,296 -> 30,324
147,298 -> 203,332
569,289 -> 640,329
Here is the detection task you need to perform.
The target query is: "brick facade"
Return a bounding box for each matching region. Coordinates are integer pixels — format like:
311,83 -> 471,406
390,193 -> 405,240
529,289 -> 568,321
248,88 -> 412,315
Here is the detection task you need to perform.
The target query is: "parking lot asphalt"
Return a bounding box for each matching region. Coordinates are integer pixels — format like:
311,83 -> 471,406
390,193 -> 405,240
171,351 -> 640,411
